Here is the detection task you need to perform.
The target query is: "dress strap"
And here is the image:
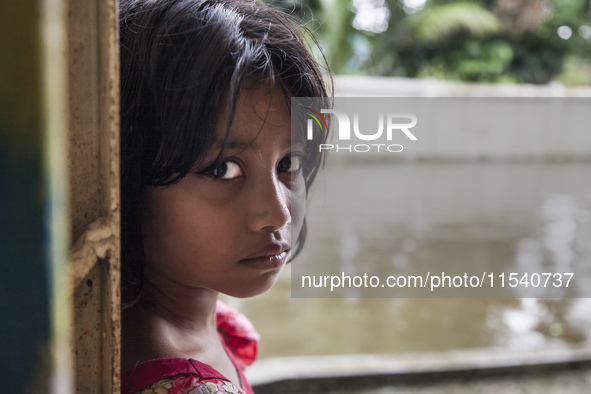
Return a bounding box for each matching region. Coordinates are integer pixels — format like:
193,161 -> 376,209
215,300 -> 260,368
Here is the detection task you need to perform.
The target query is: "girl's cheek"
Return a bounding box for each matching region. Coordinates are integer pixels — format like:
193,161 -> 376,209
185,174 -> 245,204
289,176 -> 306,233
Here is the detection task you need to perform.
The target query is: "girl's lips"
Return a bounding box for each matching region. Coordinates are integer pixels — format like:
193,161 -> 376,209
239,250 -> 288,270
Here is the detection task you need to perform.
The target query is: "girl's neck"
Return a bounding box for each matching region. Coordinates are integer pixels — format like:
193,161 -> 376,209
121,268 -> 220,369
139,269 -> 219,334
122,270 -> 243,387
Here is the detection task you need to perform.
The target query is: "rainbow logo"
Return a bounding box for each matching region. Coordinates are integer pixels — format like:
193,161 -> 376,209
302,107 -> 328,140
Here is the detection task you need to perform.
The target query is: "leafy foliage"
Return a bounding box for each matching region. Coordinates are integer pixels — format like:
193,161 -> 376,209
272,0 -> 591,84
408,2 -> 501,41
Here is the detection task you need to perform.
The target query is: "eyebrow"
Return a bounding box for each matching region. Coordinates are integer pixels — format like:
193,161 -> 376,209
196,138 -> 304,171
211,135 -> 297,152
209,138 -> 257,154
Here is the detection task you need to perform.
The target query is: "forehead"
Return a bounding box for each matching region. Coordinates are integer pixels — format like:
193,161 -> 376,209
213,84 -> 291,150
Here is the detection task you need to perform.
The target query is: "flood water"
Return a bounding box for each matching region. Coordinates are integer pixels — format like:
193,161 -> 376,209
227,162 -> 591,359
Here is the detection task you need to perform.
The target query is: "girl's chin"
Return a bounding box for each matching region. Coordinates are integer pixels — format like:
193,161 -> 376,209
224,270 -> 283,299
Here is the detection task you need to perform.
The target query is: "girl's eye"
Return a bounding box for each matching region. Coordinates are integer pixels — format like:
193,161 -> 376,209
208,161 -> 243,180
278,155 -> 302,173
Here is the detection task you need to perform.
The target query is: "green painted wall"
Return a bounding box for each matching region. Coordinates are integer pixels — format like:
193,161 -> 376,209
0,1 -> 51,392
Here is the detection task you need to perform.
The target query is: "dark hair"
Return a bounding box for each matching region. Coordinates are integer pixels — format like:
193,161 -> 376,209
120,0 -> 332,307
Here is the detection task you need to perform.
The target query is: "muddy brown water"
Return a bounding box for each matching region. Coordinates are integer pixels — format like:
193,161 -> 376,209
227,162 -> 591,359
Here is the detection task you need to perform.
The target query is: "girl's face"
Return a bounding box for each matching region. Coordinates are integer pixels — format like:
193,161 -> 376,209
140,86 -> 305,298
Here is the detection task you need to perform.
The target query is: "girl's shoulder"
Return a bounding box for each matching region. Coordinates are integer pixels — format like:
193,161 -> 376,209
122,358 -> 248,394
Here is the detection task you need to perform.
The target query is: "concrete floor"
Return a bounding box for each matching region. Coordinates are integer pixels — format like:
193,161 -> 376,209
248,347 -> 591,394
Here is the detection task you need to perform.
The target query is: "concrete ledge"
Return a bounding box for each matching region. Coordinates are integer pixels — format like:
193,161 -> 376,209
334,75 -> 591,97
246,346 -> 591,393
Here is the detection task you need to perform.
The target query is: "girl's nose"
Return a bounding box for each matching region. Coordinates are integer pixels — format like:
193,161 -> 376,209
247,175 -> 291,233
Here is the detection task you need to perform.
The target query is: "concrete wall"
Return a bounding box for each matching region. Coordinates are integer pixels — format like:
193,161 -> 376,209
2,1 -> 120,392
335,75 -> 591,98
66,0 -> 120,392
332,76 -> 591,162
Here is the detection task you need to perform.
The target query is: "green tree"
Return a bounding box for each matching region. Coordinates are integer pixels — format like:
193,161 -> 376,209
273,0 -> 591,84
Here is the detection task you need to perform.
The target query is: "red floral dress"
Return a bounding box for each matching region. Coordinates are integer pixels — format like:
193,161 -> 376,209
122,301 -> 259,394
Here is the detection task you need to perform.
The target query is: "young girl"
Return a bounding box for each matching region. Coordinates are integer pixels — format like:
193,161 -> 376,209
119,0 -> 330,393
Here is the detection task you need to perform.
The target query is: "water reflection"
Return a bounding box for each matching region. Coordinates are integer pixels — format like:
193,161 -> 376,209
541,194 -> 587,269
228,162 -> 591,358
